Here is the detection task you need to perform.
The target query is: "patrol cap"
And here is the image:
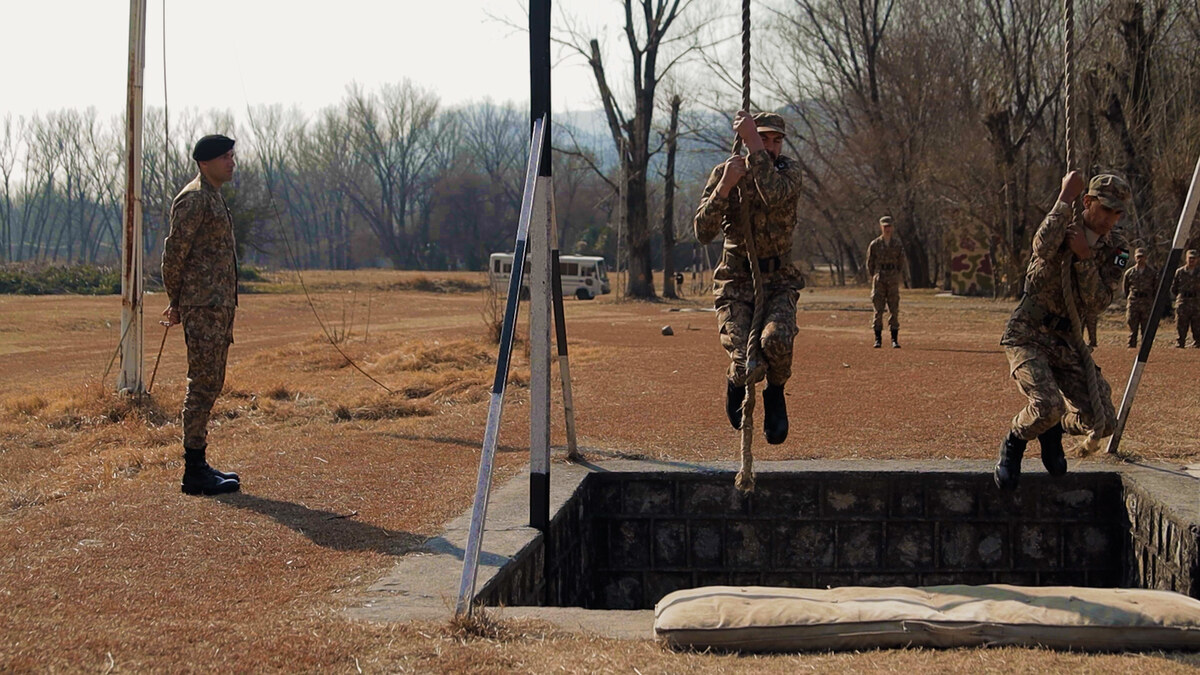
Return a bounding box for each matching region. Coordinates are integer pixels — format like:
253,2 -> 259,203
753,112 -> 786,136
1086,174 -> 1131,212
1134,247 -> 1147,257
1188,249 -> 1198,259
880,216 -> 894,226
192,134 -> 235,162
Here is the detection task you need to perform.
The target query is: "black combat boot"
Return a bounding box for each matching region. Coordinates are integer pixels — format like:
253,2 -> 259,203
1128,334 -> 1137,348
873,328 -> 882,349
186,444 -> 239,482
725,378 -> 746,430
762,384 -> 788,445
891,328 -> 901,349
994,432 -> 1027,491
181,447 -> 240,496
1037,422 -> 1067,476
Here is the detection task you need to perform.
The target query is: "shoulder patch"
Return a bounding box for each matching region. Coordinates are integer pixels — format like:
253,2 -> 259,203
1113,249 -> 1129,268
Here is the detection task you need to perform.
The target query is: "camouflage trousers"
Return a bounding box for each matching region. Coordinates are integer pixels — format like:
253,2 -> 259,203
1126,301 -> 1152,342
1005,344 -> 1115,441
871,276 -> 900,331
180,305 -> 235,450
716,286 -> 799,387
1177,305 -> 1200,345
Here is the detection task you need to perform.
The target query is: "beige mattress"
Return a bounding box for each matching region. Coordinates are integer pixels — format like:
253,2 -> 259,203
654,585 -> 1200,652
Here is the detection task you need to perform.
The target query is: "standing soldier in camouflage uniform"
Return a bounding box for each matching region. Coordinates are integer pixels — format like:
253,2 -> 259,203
161,134 -> 241,496
1122,248 -> 1158,348
695,110 -> 804,445
1171,250 -> 1200,348
865,216 -> 905,348
995,172 -> 1130,490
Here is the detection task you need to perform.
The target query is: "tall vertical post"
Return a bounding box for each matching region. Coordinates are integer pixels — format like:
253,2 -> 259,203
119,0 -> 148,394
529,0 -> 552,534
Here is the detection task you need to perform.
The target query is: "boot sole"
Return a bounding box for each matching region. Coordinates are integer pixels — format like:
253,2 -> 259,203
181,481 -> 241,496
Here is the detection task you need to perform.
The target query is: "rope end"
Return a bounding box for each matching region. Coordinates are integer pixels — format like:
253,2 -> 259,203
734,470 -> 755,493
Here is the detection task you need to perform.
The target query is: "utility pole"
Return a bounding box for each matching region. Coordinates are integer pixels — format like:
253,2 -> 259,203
118,0 -> 147,394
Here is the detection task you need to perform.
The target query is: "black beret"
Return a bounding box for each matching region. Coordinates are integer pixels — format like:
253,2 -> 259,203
192,134 -> 235,162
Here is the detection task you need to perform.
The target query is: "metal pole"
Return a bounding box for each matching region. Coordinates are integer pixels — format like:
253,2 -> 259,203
549,190 -> 579,460
119,0 -> 148,394
529,0 -> 552,537
1106,154 -> 1200,455
455,118 -> 547,617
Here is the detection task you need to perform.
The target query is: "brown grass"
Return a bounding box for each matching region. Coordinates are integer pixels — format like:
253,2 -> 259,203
1,282 -> 1199,672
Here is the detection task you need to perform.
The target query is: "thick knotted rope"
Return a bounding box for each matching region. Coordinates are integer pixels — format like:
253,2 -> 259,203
734,0 -> 765,493
1061,0 -> 1110,449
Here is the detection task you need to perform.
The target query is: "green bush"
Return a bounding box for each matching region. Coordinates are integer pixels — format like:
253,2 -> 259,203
0,264 -> 121,295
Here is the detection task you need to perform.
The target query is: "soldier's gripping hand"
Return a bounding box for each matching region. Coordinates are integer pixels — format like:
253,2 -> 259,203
732,110 -> 765,154
716,155 -> 748,198
1059,170 -> 1085,205
161,305 -> 180,327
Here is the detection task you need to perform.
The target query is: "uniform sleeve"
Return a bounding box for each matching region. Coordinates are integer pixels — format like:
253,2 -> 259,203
746,150 -> 801,208
865,239 -> 877,277
1172,268 -> 1182,297
1123,267 -> 1133,298
1032,201 -> 1073,262
694,163 -> 729,245
1077,236 -> 1127,316
162,192 -> 204,306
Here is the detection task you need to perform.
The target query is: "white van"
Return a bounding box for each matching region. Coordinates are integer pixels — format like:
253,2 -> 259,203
489,252 -> 611,300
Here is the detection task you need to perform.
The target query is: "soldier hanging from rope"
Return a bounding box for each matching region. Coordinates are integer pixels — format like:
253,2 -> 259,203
694,111 -> 804,445
995,171 -> 1131,490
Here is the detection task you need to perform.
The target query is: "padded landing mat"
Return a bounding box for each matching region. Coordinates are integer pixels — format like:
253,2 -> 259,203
654,585 -> 1200,652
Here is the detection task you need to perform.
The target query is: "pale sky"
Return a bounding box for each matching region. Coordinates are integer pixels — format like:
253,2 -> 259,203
2,0 -> 628,121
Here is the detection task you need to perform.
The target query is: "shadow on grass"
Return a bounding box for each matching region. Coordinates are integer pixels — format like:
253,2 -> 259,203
216,492 -> 426,556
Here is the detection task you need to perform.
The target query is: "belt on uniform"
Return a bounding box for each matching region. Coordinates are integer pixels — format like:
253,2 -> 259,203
1183,292 -> 1197,298
1131,292 -> 1149,298
878,264 -> 897,271
1018,295 -> 1073,333
727,254 -> 784,274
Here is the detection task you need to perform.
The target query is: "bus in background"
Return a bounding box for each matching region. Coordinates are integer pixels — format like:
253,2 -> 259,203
488,252 -> 611,300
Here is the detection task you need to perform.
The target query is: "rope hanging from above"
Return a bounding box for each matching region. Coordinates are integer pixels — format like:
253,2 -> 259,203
734,0 -> 765,493
1059,0 -> 1110,452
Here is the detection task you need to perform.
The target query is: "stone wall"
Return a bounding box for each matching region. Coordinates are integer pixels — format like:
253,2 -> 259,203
1124,477 -> 1200,598
582,470 -> 1129,610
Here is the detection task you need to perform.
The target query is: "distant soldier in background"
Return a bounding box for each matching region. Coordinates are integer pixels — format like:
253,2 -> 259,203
1122,248 -> 1158,348
161,134 -> 242,496
695,110 -> 804,445
866,216 -> 905,348
995,172 -> 1130,490
1171,249 -> 1200,348
1084,315 -> 1099,350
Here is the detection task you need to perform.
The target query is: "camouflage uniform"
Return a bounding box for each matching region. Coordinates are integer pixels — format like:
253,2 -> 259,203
866,235 -> 904,331
1171,257 -> 1200,348
1122,258 -> 1158,346
1000,199 -> 1129,441
695,139 -> 804,387
162,173 -> 238,451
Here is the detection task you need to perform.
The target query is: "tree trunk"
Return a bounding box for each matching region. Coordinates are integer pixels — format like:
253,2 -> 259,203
661,95 -> 681,299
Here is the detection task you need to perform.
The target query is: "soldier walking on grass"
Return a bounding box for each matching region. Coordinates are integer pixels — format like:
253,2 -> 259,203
1172,249 -> 1200,348
1123,247 -> 1158,348
161,134 -> 242,496
694,111 -> 804,445
866,216 -> 905,348
995,172 -> 1130,490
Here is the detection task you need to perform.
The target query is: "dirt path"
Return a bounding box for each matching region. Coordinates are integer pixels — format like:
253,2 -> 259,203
1,279 -> 1197,672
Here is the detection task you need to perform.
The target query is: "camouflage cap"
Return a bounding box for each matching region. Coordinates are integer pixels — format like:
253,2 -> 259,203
1188,249 -> 1198,259
879,216 -> 894,225
1087,174 -> 1131,212
1134,247 -> 1147,257
753,112 -> 786,136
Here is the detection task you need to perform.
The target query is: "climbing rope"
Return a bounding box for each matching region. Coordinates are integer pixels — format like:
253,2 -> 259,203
1060,0 -> 1110,446
734,0 -> 765,493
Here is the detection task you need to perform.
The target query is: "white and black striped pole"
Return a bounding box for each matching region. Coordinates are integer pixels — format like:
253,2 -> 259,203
529,0 -> 554,536
455,116 -> 546,616
1106,154 -> 1200,455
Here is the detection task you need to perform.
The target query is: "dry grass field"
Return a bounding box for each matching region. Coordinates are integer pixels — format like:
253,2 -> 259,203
1,270 -> 1198,673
